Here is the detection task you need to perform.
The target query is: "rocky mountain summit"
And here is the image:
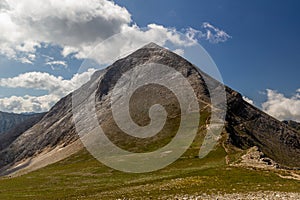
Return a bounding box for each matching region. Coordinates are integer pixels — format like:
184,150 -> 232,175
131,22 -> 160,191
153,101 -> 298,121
0,43 -> 299,176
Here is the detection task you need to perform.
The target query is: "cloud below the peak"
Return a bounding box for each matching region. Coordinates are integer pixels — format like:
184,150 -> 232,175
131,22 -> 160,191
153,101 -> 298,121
242,96 -> 254,105
262,89 -> 300,122
0,68 -> 96,113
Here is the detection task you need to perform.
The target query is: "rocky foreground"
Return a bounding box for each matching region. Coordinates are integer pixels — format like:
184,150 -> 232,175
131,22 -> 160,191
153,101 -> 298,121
160,191 -> 300,200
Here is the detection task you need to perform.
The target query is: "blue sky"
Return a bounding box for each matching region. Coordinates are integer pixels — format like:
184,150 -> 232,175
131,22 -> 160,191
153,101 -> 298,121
115,0 -> 300,102
0,0 -> 299,121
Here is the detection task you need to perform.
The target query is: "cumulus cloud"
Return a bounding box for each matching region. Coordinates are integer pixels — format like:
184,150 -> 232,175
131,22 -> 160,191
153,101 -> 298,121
0,0 -> 232,113
0,0 -> 231,65
262,89 -> 300,122
0,94 -> 59,113
0,0 -> 131,61
0,68 -> 96,113
242,96 -> 254,105
86,24 -> 201,65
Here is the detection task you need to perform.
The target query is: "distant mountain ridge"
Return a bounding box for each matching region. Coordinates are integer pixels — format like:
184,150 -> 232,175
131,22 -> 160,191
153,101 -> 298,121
0,43 -> 299,176
0,112 -> 45,151
0,111 -> 43,134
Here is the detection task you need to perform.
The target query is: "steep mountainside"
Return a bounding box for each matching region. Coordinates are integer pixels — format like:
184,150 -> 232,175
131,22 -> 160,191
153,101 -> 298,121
0,43 -> 299,176
225,92 -> 300,168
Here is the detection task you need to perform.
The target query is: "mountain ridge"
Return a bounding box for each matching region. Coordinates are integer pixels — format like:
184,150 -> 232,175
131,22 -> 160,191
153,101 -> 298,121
0,112 -> 45,152
0,111 -> 42,134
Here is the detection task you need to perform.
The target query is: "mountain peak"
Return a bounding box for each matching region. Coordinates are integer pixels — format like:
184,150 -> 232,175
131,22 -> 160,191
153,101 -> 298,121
1,41 -> 300,177
142,42 -> 164,49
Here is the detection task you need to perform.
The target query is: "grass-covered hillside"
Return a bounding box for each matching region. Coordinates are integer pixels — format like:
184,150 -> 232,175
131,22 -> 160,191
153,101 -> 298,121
0,145 -> 299,200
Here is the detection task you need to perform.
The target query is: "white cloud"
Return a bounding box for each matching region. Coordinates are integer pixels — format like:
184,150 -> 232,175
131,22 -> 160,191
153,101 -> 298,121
262,89 -> 300,122
0,0 -> 231,65
0,68 -> 97,113
202,22 -> 231,43
0,94 -> 59,113
28,53 -> 36,61
84,24 -> 200,65
243,96 -> 254,105
0,0 -> 131,61
184,24 -> 231,44
0,0 -> 232,113
45,60 -> 68,69
18,57 -> 33,64
173,48 -> 185,56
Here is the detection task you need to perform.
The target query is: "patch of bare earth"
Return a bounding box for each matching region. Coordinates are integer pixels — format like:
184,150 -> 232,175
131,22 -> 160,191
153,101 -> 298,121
229,146 -> 300,182
6,140 -> 83,177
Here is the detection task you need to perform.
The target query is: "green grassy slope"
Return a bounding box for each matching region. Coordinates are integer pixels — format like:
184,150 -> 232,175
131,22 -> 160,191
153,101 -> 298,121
0,145 -> 299,200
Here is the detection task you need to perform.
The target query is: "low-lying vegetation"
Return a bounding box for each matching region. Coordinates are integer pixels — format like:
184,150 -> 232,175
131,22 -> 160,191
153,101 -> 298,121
0,145 -> 299,200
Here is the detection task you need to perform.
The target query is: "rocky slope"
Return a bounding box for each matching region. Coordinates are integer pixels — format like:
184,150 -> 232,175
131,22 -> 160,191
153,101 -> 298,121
0,43 -> 299,175
0,70 -> 104,175
225,90 -> 300,168
167,192 -> 300,200
284,120 -> 300,132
